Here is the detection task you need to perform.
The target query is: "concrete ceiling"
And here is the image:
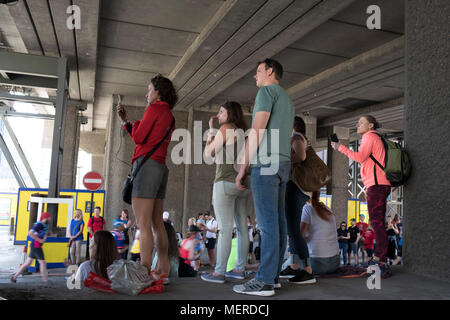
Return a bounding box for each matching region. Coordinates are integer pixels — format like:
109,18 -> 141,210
0,0 -> 405,135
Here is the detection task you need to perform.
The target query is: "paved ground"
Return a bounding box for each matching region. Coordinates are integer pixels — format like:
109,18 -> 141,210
1,229 -> 449,300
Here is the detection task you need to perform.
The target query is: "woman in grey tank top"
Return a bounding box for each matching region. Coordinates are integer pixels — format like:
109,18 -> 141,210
201,101 -> 251,284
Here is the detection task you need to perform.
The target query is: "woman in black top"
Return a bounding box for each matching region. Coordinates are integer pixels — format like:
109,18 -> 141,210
337,222 -> 350,265
386,216 -> 401,265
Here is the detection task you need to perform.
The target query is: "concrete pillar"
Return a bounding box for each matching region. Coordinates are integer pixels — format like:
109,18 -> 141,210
104,104 -> 144,228
91,155 -> 104,175
60,107 -> 80,189
404,0 -> 450,281
181,109 -> 217,236
327,126 -> 350,226
303,115 -> 317,145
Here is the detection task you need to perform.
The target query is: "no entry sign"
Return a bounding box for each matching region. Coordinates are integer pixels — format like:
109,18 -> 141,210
83,171 -> 103,191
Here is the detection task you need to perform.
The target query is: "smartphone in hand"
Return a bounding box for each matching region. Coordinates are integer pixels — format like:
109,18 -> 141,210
329,133 -> 339,143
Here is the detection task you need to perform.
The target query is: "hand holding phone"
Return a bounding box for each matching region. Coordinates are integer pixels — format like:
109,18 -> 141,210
329,133 -> 339,143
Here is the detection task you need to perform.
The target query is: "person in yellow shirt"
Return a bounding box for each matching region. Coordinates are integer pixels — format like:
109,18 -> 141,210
130,226 -> 140,262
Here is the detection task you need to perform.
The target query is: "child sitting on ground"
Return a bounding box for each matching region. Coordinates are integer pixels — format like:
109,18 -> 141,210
178,225 -> 201,277
75,230 -> 119,283
151,222 -> 180,283
111,220 -> 129,259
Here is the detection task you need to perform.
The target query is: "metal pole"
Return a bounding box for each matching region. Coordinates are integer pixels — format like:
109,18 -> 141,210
48,57 -> 69,232
0,133 -> 27,188
85,192 -> 94,260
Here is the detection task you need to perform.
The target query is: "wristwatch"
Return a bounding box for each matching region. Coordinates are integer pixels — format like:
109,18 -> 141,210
121,120 -> 129,126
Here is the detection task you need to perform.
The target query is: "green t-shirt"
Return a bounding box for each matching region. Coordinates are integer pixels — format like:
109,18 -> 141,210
251,84 -> 294,167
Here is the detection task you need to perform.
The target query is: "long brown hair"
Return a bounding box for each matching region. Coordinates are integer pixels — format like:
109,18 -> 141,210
92,230 -> 119,279
164,221 -> 179,259
311,191 -> 334,221
221,101 -> 249,131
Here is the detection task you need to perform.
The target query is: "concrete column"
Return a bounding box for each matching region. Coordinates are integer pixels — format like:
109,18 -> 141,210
60,107 -> 80,189
104,104 -> 144,228
302,115 -> 317,145
91,155 -> 104,175
404,0 -> 450,281
327,126 -> 350,226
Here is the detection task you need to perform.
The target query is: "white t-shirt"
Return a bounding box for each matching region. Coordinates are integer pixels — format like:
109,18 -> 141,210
75,260 -> 96,283
206,218 -> 218,239
301,204 -> 339,258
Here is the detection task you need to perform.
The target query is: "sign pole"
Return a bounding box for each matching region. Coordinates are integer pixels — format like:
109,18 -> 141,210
82,171 -> 103,261
85,191 -> 94,260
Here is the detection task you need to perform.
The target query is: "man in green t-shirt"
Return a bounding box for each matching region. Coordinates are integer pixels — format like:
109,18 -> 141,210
233,58 -> 294,297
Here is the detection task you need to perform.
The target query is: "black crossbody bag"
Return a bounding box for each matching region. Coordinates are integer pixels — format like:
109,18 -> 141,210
122,117 -> 175,204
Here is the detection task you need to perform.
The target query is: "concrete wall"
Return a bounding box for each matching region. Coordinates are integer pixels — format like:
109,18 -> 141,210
404,0 -> 450,281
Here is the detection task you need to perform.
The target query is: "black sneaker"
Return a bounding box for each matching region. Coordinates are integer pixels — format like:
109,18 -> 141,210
288,270 -> 317,284
273,277 -> 281,289
279,266 -> 299,278
233,278 -> 275,297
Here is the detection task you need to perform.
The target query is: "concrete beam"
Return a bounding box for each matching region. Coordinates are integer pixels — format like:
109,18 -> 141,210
0,74 -> 58,90
178,0 -> 357,110
48,0 -> 81,101
319,97 -> 404,127
286,36 -> 404,109
73,0 -> 100,102
25,0 -> 60,57
0,51 -> 59,77
6,0 -> 43,55
171,0 -> 281,102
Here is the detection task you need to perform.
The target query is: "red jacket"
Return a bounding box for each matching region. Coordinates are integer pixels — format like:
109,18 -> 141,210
124,101 -> 175,165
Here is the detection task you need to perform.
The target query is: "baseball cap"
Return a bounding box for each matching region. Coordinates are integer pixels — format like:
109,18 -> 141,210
40,212 -> 51,221
163,211 -> 170,219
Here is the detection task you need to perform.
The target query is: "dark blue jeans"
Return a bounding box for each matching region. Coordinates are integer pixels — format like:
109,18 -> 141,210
339,242 -> 348,265
251,161 -> 290,285
285,181 -> 310,265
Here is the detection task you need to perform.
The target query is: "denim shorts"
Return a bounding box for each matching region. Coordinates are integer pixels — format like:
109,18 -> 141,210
348,242 -> 358,254
132,157 -> 169,199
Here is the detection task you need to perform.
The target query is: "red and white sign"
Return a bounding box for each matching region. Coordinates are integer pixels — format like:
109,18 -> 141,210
83,171 -> 103,191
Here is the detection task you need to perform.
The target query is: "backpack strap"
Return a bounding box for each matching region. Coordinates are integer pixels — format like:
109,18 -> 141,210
368,132 -> 385,186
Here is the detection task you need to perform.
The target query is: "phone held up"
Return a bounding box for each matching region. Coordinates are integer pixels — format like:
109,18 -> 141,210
329,133 -> 339,143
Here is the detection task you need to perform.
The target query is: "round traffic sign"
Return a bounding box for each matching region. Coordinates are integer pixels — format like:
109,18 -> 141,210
83,171 -> 103,191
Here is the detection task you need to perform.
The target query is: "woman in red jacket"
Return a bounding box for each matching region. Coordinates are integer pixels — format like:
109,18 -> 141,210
117,75 -> 177,282
331,115 -> 392,278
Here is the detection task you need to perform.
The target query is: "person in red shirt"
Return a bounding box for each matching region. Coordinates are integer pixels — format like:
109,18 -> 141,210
87,206 -> 105,258
117,75 -> 177,280
356,214 -> 369,264
363,226 -> 375,259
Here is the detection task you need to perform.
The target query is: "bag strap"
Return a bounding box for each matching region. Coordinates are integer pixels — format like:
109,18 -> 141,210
130,117 -> 175,180
368,132 -> 385,186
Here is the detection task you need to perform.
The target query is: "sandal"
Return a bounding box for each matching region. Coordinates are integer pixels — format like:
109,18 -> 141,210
10,276 -> 16,283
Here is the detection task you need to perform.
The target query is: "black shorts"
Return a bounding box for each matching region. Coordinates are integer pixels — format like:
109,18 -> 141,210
205,238 -> 216,249
249,242 -> 254,254
29,246 -> 45,261
365,248 -> 373,257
